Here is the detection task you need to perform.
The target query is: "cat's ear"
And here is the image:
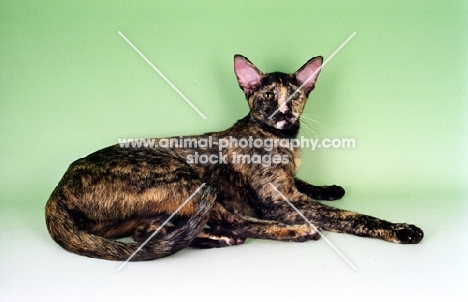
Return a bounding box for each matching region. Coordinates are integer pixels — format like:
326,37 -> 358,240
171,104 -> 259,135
294,56 -> 323,95
234,55 -> 263,95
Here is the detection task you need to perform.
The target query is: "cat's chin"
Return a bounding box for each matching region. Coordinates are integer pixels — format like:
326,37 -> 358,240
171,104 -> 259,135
275,120 -> 294,130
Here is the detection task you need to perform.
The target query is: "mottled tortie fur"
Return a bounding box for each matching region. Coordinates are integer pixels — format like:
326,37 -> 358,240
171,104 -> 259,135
45,54 -> 423,261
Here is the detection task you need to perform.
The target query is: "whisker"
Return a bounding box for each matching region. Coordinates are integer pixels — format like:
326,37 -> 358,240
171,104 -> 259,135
300,112 -> 319,117
299,114 -> 318,121
299,119 -> 319,138
300,114 -> 333,132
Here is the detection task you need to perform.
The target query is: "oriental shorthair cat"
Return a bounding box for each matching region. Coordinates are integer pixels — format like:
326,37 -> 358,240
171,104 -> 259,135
45,54 -> 423,261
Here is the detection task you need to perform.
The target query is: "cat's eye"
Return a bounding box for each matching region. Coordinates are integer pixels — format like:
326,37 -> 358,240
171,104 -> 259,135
291,92 -> 300,100
263,92 -> 275,101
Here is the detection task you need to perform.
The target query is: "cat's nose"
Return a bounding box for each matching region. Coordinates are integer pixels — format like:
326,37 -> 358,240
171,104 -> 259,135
278,105 -> 289,114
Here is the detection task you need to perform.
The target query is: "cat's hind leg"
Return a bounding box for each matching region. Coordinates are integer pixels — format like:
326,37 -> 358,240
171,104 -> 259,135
132,215 -> 178,242
207,203 -> 321,242
190,229 -> 245,249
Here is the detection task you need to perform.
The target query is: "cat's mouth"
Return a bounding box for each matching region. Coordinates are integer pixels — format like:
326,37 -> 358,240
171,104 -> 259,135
275,117 -> 297,129
275,119 -> 291,129
263,109 -> 297,130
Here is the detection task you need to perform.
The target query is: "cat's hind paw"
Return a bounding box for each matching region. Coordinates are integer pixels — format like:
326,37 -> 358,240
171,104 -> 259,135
132,218 -> 177,242
190,230 -> 245,249
281,224 -> 322,242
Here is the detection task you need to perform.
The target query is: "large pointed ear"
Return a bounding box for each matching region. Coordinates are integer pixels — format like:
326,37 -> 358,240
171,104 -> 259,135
294,56 -> 323,95
234,55 -> 263,95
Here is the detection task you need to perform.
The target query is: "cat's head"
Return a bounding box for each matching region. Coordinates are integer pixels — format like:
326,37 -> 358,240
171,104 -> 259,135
234,54 -> 322,131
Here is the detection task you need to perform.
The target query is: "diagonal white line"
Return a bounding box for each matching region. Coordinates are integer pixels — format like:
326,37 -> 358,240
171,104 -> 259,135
268,32 -> 356,120
118,31 -> 207,120
268,183 -> 357,270
117,183 -> 206,271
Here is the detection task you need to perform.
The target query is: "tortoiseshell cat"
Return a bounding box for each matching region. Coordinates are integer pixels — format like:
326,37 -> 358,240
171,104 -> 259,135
45,54 -> 423,261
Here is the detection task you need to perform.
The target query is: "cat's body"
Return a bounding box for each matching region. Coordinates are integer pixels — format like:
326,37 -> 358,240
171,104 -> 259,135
45,55 -> 423,261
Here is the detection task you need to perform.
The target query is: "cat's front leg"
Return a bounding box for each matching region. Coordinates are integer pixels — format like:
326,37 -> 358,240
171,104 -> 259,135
294,178 -> 345,201
299,202 -> 424,244
257,182 -> 423,244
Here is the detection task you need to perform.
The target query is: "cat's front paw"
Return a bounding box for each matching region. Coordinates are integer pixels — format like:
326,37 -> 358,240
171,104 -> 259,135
313,185 -> 345,201
393,224 -> 424,244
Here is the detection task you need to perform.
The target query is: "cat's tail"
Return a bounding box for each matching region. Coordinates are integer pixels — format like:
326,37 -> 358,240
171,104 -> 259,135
45,186 -> 216,261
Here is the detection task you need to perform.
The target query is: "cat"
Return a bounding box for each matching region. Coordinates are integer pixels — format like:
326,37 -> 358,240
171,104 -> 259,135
45,54 -> 423,261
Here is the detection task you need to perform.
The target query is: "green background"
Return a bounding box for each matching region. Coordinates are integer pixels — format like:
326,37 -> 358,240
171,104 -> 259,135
1,1 -> 467,301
